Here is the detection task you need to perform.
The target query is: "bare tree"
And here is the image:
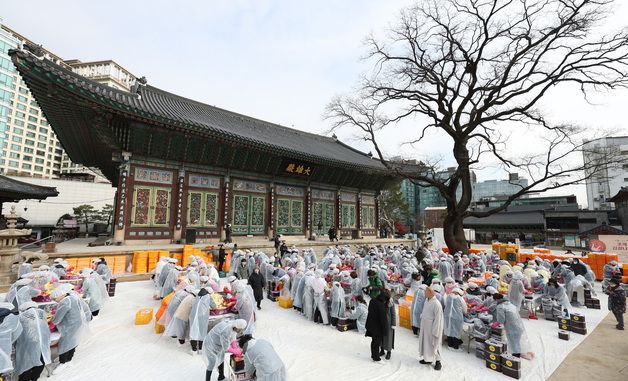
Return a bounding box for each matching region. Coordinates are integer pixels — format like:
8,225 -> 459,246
327,0 -> 628,253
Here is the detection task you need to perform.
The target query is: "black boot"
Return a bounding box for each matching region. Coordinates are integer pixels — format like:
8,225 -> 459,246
434,361 -> 442,370
385,351 -> 391,360
218,362 -> 225,380
419,360 -> 432,365
412,326 -> 418,335
379,348 -> 385,356
206,370 -> 212,381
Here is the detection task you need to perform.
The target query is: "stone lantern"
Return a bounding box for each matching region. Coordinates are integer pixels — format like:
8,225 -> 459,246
0,207 -> 37,290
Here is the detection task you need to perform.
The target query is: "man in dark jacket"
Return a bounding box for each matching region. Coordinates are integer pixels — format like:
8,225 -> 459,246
217,244 -> 226,272
365,293 -> 387,361
248,267 -> 266,310
328,226 -> 338,242
570,258 -> 588,277
273,235 -> 281,255
608,277 -> 626,330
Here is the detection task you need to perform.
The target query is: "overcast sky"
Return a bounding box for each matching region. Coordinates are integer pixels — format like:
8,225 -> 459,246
3,0 -> 628,207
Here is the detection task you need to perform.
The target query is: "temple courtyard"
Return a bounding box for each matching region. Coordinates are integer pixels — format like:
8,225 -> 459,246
38,279 -> 622,381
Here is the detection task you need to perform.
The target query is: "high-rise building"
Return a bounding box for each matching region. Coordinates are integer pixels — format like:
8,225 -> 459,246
472,173 -> 529,202
583,136 -> 628,210
0,22 -> 135,182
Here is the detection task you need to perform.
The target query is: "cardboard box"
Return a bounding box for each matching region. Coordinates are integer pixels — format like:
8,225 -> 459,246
336,321 -> 357,332
485,359 -> 502,372
570,313 -> 586,323
486,352 -> 500,363
502,366 -> 522,379
558,321 -> 570,331
570,320 -> 587,330
501,354 -> 521,370
571,327 -> 587,335
485,339 -> 505,355
475,347 -> 485,359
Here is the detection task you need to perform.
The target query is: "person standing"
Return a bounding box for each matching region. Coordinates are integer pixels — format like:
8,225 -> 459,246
16,301 -> 51,381
237,259 -> 250,280
248,267 -> 266,310
381,290 -> 396,360
366,270 -> 384,299
495,294 -> 528,357
328,226 -> 338,242
411,285 -> 427,335
273,235 -> 281,256
608,278 -> 626,330
51,285 -> 91,375
217,244 -> 226,273
189,288 -> 217,355
444,288 -> 466,349
0,302 -> 22,379
224,224 -> 233,243
365,293 -> 387,362
418,287 -> 443,371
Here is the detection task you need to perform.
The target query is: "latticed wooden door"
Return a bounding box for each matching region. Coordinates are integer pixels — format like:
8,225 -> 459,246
232,194 -> 266,235
312,201 -> 334,234
276,199 -> 303,235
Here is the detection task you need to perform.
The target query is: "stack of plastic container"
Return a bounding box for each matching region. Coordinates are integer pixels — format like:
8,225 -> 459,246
132,251 -> 149,273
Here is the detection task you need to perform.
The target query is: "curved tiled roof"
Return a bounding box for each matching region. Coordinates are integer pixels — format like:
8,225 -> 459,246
10,49 -> 387,173
0,175 -> 59,203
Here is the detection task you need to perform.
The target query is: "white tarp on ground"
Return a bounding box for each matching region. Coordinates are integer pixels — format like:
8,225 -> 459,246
45,281 -> 609,381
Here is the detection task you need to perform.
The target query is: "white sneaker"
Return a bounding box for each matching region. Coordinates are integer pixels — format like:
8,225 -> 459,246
53,363 -> 69,375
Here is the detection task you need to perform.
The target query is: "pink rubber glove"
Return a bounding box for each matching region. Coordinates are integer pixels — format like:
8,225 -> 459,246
227,340 -> 243,356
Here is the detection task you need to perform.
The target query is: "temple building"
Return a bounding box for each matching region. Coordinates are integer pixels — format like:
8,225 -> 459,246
9,47 -> 397,244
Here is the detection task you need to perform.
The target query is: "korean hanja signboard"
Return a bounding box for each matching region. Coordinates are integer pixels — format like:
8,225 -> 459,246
589,235 -> 628,256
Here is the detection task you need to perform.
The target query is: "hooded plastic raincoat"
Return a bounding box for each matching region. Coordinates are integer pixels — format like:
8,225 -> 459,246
330,283 -> 346,319
444,294 -> 467,339
160,269 -> 179,298
6,284 -> 40,310
203,319 -> 246,370
52,294 -> 90,354
411,286 -> 427,328
0,311 -> 22,374
508,273 -> 526,310
189,290 -> 218,341
235,284 -> 256,335
243,339 -> 287,381
496,300 -> 528,354
15,304 -> 51,376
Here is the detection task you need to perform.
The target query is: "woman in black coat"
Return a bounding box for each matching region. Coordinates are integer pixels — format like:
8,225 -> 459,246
365,293 -> 387,361
248,267 -> 265,310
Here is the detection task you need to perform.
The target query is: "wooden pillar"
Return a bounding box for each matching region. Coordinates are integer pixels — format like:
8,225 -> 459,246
336,190 -> 341,232
356,192 -> 363,239
305,186 -> 311,238
113,161 -> 130,244
375,192 -> 381,238
268,182 -> 275,238
173,169 -> 185,242
221,176 -> 230,241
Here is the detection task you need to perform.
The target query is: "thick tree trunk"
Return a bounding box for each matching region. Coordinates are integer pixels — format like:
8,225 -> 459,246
443,213 -> 468,254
